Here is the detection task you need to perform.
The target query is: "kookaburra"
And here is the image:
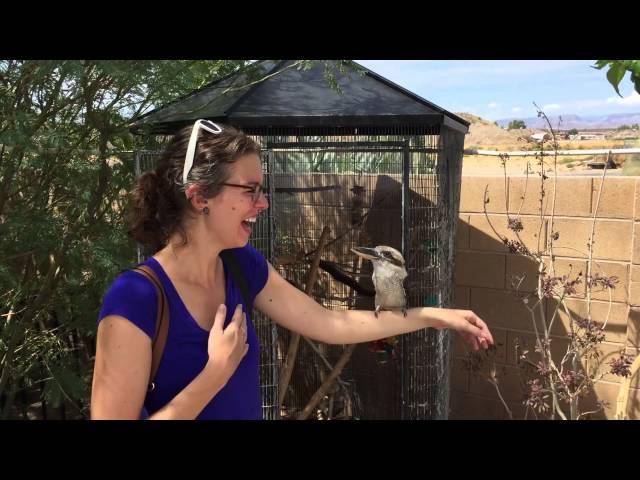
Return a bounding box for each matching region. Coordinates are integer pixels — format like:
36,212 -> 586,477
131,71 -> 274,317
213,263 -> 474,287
351,245 -> 408,318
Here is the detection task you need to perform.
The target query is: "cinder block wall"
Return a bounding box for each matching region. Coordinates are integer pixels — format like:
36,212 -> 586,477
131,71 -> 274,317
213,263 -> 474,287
451,175 -> 640,419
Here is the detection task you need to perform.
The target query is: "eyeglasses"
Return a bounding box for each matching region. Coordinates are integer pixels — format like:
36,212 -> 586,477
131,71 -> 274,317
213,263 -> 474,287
182,119 -> 223,186
220,182 -> 267,203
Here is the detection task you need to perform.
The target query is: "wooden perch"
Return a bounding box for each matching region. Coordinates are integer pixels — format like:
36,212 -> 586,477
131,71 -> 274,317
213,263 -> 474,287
296,344 -> 357,420
273,252 -> 305,267
278,226 -> 331,406
302,336 -> 349,388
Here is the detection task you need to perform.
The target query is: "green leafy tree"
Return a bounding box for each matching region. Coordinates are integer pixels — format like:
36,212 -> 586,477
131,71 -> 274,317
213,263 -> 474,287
0,59 -> 356,418
508,119 -> 527,130
0,60 -> 258,418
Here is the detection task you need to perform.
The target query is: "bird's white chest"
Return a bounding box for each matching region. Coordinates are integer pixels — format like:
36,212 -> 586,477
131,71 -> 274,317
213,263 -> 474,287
372,272 -> 406,308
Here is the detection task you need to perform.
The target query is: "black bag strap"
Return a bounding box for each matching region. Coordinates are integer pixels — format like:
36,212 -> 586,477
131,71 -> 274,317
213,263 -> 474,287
220,249 -> 253,315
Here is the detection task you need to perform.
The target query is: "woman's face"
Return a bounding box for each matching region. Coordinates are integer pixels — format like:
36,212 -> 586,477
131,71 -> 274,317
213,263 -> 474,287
206,153 -> 269,249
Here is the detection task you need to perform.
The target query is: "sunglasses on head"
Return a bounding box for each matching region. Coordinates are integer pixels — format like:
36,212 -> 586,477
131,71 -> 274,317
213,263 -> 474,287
182,119 -> 223,186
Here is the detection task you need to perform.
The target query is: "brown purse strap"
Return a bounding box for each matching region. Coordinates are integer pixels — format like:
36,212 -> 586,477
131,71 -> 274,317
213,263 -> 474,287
131,265 -> 170,392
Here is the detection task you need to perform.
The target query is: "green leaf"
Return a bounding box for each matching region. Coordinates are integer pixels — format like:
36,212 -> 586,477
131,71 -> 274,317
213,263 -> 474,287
592,60 -> 610,70
631,72 -> 640,95
606,63 -> 627,97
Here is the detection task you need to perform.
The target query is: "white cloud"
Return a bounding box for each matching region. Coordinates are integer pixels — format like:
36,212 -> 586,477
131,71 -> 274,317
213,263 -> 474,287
571,92 -> 640,111
574,99 -> 608,110
606,91 -> 640,106
488,102 -> 498,108
543,103 -> 561,111
512,107 -> 522,113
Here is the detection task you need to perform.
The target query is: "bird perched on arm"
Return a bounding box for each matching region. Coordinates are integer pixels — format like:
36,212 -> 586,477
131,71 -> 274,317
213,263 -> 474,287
351,245 -> 408,362
351,246 -> 408,317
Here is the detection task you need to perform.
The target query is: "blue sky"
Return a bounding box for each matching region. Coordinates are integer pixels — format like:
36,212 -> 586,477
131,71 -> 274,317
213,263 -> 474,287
355,60 -> 640,121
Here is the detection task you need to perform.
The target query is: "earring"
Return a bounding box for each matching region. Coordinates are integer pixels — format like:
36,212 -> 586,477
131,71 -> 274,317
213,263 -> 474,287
202,206 -> 210,215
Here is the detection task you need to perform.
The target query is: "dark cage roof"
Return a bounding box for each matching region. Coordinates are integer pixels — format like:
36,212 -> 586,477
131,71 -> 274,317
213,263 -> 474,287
129,60 -> 470,136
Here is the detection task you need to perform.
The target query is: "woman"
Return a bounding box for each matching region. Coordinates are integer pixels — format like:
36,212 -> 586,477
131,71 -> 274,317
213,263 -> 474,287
90,119 -> 493,420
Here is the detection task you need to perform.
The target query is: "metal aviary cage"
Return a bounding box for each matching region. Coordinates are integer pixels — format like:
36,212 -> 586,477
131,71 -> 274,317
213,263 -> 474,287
130,60 -> 468,419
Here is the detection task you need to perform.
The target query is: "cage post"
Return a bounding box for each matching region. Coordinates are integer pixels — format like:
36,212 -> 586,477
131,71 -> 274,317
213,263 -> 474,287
400,137 -> 411,419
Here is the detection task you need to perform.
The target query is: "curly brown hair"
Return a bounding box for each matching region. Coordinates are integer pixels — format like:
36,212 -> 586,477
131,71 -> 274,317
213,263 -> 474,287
127,123 -> 261,253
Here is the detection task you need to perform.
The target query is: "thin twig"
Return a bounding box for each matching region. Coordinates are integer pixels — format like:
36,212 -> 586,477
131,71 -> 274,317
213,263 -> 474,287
488,378 -> 513,420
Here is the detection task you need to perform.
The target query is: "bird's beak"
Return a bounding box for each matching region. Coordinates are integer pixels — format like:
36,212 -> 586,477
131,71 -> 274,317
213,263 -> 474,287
351,247 -> 381,260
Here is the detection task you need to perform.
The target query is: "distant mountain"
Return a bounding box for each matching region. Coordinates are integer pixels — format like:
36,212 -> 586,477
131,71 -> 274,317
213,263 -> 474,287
495,112 -> 640,130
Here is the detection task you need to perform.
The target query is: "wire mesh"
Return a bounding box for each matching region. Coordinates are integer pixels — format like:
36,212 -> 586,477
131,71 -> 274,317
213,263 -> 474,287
247,125 -> 463,419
